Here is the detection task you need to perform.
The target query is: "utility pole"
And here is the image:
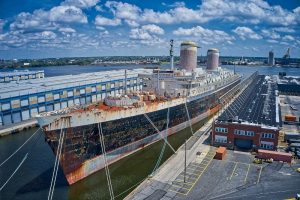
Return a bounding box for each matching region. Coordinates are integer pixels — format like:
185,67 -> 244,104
184,139 -> 187,183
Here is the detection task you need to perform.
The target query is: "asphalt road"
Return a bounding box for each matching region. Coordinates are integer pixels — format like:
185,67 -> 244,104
173,150 -> 300,200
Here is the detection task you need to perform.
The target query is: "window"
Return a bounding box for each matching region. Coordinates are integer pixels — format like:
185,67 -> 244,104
215,127 -> 228,133
215,135 -> 227,143
234,129 -> 245,135
246,131 -> 255,136
234,129 -> 254,136
262,133 -> 274,139
260,143 -> 274,149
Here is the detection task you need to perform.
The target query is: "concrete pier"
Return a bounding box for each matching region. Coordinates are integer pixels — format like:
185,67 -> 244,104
125,118 -> 216,200
0,119 -> 37,137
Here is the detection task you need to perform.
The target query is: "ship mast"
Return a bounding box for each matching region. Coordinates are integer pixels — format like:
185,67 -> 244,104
124,69 -> 127,95
170,39 -> 174,70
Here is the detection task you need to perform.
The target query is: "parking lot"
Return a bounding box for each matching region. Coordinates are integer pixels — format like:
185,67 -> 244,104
280,95 -> 300,132
173,150 -> 300,200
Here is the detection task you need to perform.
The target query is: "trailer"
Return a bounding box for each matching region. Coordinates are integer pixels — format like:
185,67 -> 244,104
256,149 -> 292,163
214,146 -> 227,160
284,115 -> 297,122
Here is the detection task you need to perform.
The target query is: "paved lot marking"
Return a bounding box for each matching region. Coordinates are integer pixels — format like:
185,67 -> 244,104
168,188 -> 188,196
178,174 -> 197,180
230,162 -> 238,180
186,152 -> 215,195
190,169 -> 203,173
184,171 -> 200,176
170,183 -> 190,190
172,182 -> 192,189
169,151 -> 215,196
173,180 -> 194,185
189,164 -> 205,169
257,166 -> 262,183
244,164 -> 251,182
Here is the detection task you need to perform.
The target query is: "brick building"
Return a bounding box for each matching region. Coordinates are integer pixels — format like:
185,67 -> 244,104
211,74 -> 280,151
212,121 -> 279,150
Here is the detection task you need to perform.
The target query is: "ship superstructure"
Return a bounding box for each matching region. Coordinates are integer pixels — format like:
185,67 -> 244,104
36,41 -> 242,185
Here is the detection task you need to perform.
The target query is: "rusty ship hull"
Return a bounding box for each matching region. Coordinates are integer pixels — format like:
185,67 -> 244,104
40,78 -> 241,185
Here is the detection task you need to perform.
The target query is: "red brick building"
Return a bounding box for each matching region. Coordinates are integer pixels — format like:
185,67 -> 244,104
211,121 -> 279,150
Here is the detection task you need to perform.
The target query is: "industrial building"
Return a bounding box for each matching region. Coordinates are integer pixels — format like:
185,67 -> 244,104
212,74 -> 280,150
179,41 -> 198,71
268,50 -> 275,66
277,74 -> 300,95
0,70 -> 44,83
207,48 -> 219,70
0,69 -> 148,126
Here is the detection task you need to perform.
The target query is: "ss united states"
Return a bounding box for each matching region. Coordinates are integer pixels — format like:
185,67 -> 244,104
36,40 -> 242,185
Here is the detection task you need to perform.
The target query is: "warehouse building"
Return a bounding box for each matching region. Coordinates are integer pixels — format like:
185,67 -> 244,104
0,70 -> 44,83
0,69 -> 149,126
212,74 -> 280,150
277,74 -> 300,95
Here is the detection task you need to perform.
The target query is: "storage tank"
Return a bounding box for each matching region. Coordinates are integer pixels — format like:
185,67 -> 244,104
179,41 -> 198,71
207,48 -> 219,70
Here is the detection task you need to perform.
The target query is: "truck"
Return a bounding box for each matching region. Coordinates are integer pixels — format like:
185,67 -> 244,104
256,149 -> 292,163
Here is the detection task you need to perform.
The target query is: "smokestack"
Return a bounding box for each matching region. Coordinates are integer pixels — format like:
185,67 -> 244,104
206,48 -> 219,70
179,41 -> 198,71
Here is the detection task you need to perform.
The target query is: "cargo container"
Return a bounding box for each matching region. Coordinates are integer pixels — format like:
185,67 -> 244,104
256,149 -> 292,163
214,146 -> 227,160
284,115 -> 297,122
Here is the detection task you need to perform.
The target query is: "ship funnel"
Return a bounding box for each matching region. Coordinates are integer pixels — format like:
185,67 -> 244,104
179,41 -> 198,71
206,48 -> 219,71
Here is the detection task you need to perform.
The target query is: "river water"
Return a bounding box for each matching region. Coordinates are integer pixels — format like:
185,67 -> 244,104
0,65 -> 299,200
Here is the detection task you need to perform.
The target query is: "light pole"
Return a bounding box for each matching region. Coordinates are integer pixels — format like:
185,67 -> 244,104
184,139 -> 187,183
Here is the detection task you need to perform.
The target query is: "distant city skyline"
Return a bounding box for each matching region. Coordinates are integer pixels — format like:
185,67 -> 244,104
0,0 -> 299,59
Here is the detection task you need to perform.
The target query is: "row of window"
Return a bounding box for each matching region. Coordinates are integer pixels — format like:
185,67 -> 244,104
262,133 -> 274,139
0,73 -> 45,83
214,135 -> 227,143
215,127 -> 228,133
260,143 -> 274,149
234,129 -> 255,136
0,83 -> 141,111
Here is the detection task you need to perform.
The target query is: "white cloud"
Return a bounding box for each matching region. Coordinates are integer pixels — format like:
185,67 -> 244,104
282,35 -> 295,41
124,20 -> 139,27
261,29 -> 280,39
0,19 -> 6,32
105,1 -> 141,21
130,28 -> 152,40
48,6 -> 88,23
39,31 -> 57,39
141,24 -> 164,35
59,27 -> 76,33
173,26 -> 235,44
62,0 -> 100,8
129,25 -> 165,47
280,41 -> 289,45
95,5 -> 104,12
10,6 -> 87,31
267,39 -> 278,43
273,27 -> 295,33
95,15 -> 121,26
102,0 -> 300,26
129,24 -> 164,41
232,26 -> 262,40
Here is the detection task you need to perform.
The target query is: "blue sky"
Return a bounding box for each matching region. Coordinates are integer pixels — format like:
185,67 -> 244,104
0,0 -> 299,59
